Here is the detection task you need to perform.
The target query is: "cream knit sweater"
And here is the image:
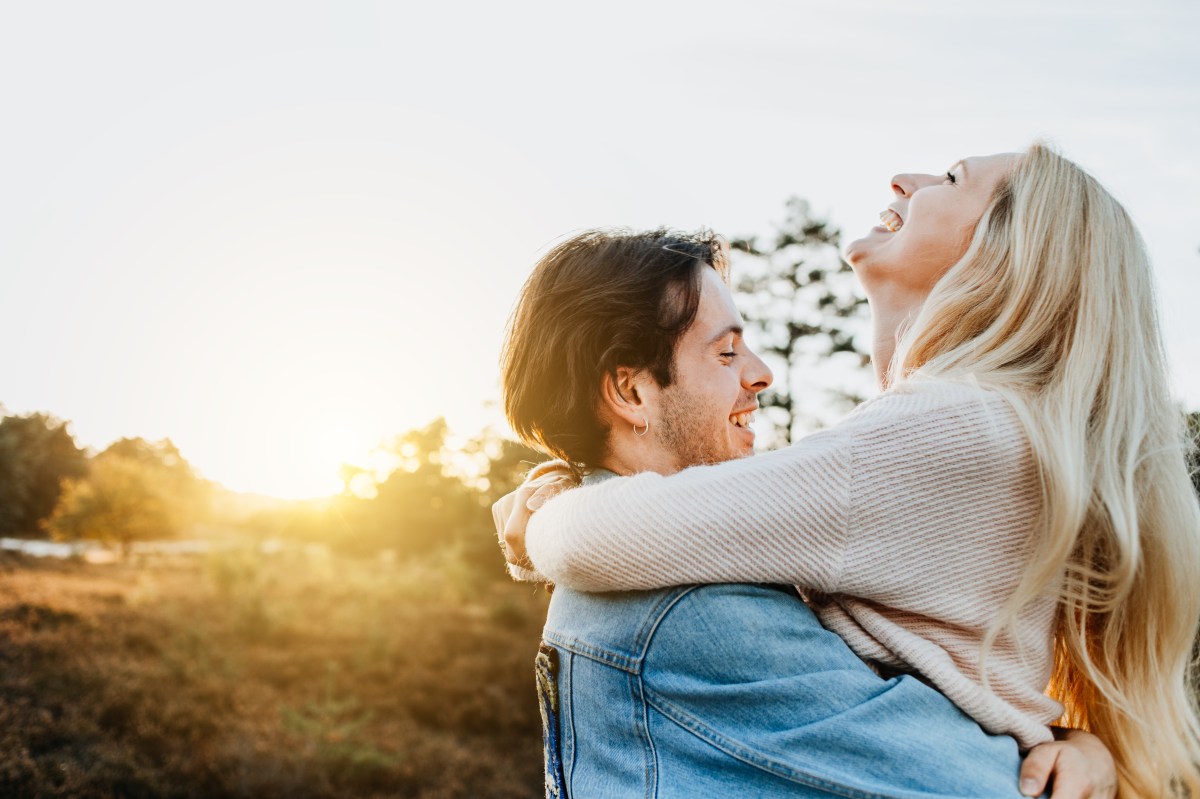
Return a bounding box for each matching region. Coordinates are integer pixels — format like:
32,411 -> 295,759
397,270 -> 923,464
525,380 -> 1063,749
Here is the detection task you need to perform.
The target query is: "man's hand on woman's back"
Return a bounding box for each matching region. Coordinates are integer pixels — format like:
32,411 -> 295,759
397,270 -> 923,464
1023,728 -> 1117,798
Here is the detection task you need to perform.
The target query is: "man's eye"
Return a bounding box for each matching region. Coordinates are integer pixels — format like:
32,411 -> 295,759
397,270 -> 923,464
720,352 -> 737,359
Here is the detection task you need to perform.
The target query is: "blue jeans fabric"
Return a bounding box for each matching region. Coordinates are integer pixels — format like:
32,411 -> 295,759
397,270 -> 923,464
539,583 -> 1042,799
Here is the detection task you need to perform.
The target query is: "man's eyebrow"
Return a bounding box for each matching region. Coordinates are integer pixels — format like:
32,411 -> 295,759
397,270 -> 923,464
706,324 -> 743,347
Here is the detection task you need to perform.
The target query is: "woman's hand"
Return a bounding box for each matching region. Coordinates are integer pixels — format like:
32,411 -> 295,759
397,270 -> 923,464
491,462 -> 577,571
1021,729 -> 1117,798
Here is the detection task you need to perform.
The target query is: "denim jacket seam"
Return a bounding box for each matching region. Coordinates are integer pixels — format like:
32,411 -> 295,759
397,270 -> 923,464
543,586 -> 701,675
643,691 -> 899,799
542,631 -> 640,673
631,585 -> 702,660
562,650 -> 577,787
633,672 -> 658,799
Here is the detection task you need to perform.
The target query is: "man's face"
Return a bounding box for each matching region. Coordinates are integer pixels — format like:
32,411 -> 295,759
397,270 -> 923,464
651,268 -> 773,471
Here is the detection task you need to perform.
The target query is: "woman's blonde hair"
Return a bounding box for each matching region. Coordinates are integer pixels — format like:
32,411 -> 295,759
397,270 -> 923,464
894,143 -> 1200,797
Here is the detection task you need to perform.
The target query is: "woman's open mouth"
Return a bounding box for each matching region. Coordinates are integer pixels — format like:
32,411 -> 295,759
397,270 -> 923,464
879,208 -> 904,232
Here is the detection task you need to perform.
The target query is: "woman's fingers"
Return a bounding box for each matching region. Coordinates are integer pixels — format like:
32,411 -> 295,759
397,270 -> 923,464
527,475 -> 573,511
492,467 -> 580,571
491,491 -> 517,545
492,488 -> 532,566
502,484 -> 537,567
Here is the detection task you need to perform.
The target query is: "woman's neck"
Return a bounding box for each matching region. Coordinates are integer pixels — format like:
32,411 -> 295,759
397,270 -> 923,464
865,286 -> 928,389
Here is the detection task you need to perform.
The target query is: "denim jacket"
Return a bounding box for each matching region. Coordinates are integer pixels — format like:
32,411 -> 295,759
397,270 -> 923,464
534,474 -> 1039,799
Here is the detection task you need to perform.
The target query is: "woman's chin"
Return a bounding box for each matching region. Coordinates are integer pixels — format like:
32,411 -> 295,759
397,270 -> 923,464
845,229 -> 889,269
845,235 -> 911,291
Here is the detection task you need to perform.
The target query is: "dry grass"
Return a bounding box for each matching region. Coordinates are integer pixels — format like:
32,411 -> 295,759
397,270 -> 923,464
0,548 -> 549,798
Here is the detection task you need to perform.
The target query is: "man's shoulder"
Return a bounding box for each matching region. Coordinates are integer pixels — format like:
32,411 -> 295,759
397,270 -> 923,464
543,584 -> 805,673
543,585 -> 696,672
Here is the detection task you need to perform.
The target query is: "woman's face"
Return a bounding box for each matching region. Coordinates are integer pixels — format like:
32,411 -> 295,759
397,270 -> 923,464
845,152 -> 1018,296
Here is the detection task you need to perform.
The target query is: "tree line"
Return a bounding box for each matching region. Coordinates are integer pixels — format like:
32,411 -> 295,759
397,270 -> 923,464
0,410 -> 548,570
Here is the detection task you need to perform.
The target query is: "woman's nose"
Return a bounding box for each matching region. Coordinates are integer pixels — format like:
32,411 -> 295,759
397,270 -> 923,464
892,172 -> 940,197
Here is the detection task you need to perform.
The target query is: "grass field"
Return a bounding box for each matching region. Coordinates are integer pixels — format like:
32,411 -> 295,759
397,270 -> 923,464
0,548 -> 549,798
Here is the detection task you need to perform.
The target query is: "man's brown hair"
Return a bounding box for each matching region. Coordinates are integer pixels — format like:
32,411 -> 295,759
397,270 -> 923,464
501,228 -> 727,472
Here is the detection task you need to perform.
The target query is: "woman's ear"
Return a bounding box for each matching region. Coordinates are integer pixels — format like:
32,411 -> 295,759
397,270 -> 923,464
599,367 -> 654,428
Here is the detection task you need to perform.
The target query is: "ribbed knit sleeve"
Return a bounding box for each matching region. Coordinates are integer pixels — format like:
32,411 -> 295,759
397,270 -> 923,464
525,382 -> 1037,606
525,427 -> 850,591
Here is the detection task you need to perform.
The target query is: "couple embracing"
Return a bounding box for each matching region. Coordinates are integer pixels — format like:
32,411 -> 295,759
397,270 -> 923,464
493,145 -> 1200,798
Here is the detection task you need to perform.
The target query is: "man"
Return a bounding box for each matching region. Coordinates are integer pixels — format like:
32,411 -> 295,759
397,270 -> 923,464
495,228 -> 1111,798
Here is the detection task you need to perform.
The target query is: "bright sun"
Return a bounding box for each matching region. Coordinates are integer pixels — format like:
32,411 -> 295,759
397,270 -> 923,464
189,413 -> 380,500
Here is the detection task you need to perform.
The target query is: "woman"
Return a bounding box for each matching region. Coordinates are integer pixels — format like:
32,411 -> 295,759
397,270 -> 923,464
501,144 -> 1200,797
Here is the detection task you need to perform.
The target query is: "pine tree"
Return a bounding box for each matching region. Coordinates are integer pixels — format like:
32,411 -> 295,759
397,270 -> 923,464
731,197 -> 872,446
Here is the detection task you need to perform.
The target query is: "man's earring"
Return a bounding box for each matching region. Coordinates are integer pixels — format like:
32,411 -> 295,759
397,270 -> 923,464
633,416 -> 650,437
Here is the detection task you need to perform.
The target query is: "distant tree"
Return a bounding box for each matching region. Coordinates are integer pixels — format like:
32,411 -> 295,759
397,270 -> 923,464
45,456 -> 174,550
731,197 -> 873,445
1187,410 -> 1200,497
0,412 -> 88,536
379,420 -> 478,544
44,438 -> 210,550
329,419 -> 490,561
101,437 -> 188,470
104,438 -> 210,515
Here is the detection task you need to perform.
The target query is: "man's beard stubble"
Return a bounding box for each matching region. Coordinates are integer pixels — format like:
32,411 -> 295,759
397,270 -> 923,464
656,388 -> 750,470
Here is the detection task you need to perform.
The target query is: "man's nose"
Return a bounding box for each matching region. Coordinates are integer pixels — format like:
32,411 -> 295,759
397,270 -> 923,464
891,172 -> 941,197
743,350 -> 773,393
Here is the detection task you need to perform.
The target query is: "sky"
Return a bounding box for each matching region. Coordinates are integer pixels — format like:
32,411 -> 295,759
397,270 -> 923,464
2,0 -> 1197,497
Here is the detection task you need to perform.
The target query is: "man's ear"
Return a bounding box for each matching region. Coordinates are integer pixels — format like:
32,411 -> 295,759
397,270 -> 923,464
599,367 -> 655,428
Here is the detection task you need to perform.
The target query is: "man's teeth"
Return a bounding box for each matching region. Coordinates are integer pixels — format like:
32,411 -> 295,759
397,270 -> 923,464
880,209 -> 903,232
730,412 -> 754,428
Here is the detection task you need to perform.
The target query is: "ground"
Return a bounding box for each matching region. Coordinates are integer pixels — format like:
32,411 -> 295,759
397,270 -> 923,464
0,549 -> 548,798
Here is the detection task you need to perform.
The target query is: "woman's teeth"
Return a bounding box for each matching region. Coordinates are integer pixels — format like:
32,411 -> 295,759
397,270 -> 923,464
730,412 -> 754,428
880,209 -> 904,232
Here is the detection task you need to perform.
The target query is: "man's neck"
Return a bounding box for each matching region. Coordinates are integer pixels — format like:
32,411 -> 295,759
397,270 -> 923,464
597,450 -> 683,477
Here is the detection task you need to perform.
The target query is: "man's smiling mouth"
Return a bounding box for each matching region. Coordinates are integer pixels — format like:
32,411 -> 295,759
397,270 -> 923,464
730,411 -> 755,428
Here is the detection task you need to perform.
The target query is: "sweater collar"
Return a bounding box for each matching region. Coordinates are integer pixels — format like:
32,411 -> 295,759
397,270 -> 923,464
582,467 -> 619,487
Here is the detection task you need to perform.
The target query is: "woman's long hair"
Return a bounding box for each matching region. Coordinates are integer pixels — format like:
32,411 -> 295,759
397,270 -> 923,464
893,143 -> 1200,797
